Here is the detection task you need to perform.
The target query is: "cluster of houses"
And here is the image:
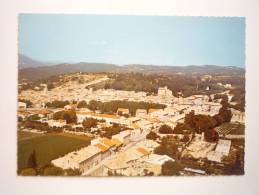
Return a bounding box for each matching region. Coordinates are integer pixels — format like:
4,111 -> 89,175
51,129 -> 173,176
182,133 -> 232,164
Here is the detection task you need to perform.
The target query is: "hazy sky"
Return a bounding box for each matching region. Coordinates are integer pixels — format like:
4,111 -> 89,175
19,14 -> 245,67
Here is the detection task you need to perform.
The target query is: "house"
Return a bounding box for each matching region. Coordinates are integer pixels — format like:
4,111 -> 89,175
47,119 -> 66,128
143,154 -> 173,175
215,139 -> 231,156
207,139 -> 231,163
135,109 -> 147,117
64,104 -> 77,110
18,102 -> 27,109
158,86 -> 173,97
117,108 -> 130,115
51,145 -> 102,172
103,146 -> 150,176
231,108 -> 245,124
94,143 -> 111,160
112,130 -> 131,145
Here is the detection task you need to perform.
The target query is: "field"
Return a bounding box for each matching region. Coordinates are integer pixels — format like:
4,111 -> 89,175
215,122 -> 245,135
17,132 -> 91,172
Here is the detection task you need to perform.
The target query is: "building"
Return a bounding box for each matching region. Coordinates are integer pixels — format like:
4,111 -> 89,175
51,145 -> 102,172
231,108 -> 245,124
135,109 -> 147,117
158,86 -> 173,97
207,139 -> 231,163
18,102 -> 27,109
103,146 -> 150,176
112,130 -> 131,145
47,119 -> 66,128
117,108 -> 130,115
215,139 -> 231,156
143,154 -> 173,175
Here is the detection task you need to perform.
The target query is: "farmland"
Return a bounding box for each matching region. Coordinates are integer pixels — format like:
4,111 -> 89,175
17,132 -> 91,172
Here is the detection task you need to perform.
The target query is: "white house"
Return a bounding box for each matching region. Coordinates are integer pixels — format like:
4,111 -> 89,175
18,102 -> 27,109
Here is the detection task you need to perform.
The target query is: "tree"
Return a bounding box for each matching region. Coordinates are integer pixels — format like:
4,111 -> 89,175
146,131 -> 159,140
45,100 -> 69,108
204,129 -> 219,142
173,123 -> 193,134
53,110 -> 77,124
154,136 -> 180,159
77,100 -> 87,108
27,150 -> 37,169
213,114 -> 224,126
161,160 -> 183,176
65,168 -> 82,176
218,106 -> 232,123
101,124 -> 125,138
82,118 -> 98,129
27,114 -> 40,121
43,166 -> 64,176
185,111 -> 217,133
47,83 -> 54,91
20,168 -> 37,176
159,125 -> 173,134
63,111 -> 77,124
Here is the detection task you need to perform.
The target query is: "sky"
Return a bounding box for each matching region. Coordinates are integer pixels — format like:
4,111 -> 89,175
19,14 -> 245,67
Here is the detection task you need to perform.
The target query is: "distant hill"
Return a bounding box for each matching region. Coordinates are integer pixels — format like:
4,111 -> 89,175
18,55 -> 245,81
18,54 -> 53,69
122,64 -> 245,75
19,62 -> 120,81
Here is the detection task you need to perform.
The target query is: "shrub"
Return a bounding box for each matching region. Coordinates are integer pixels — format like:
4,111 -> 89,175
159,125 -> 173,134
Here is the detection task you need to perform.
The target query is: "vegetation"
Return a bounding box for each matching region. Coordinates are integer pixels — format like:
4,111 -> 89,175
85,100 -> 166,116
185,111 -> 217,133
23,120 -> 50,131
217,123 -> 245,135
27,114 -> 40,121
154,136 -> 181,160
45,100 -> 70,108
27,150 -> 37,169
158,125 -> 173,134
173,123 -> 193,135
18,134 -> 91,172
53,110 -> 77,124
146,131 -> 160,140
77,100 -> 88,108
43,166 -> 64,176
20,168 -> 37,176
101,124 -> 128,138
82,118 -> 98,129
161,160 -> 183,176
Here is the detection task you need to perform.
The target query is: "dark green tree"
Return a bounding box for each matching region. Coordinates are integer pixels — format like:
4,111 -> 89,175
27,150 -> 37,169
161,160 -> 183,176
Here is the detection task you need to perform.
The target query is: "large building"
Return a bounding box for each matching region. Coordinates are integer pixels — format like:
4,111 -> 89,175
158,86 -> 173,98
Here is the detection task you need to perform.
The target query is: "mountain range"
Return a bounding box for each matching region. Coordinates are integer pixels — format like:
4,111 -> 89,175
18,54 -> 245,81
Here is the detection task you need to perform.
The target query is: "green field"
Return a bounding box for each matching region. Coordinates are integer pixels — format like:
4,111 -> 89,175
18,133 -> 91,172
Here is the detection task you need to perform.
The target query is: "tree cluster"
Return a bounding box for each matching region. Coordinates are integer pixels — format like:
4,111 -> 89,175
158,125 -> 173,134
101,124 -> 127,138
53,110 -> 77,124
146,131 -> 160,140
154,136 -> 181,159
161,160 -> 183,176
82,100 -> 165,116
45,100 -> 70,108
82,118 -> 98,129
